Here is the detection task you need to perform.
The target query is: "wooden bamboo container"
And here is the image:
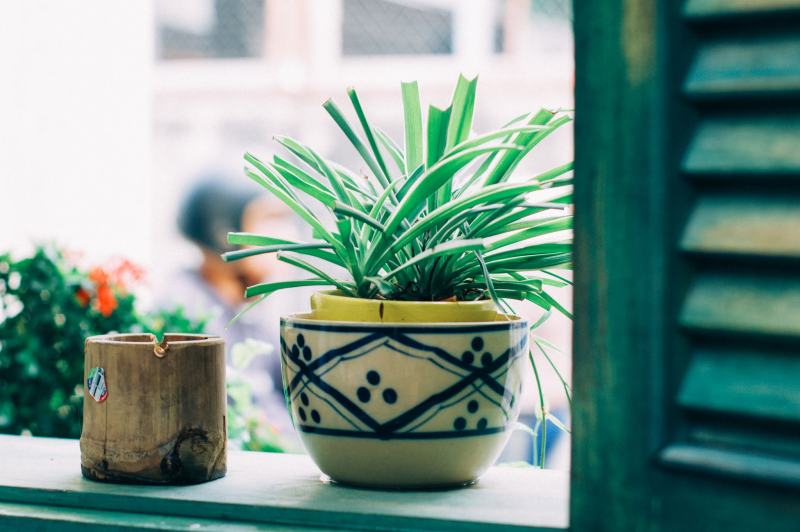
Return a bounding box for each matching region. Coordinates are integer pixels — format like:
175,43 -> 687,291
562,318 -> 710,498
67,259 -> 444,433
80,333 -> 226,484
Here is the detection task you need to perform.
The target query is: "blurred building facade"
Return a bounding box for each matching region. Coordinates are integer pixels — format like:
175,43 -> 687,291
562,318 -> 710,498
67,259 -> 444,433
151,0 -> 574,467
1,0 -> 574,467
152,0 -> 574,281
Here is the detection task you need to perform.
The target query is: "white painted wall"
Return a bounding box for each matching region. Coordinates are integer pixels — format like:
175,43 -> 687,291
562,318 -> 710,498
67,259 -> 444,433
0,1 -> 154,269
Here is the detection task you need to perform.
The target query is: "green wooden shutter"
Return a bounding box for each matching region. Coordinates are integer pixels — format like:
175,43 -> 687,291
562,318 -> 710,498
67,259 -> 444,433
572,1 -> 800,530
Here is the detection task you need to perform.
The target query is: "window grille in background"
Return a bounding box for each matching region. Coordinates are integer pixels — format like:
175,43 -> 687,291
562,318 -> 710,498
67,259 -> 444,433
156,0 -> 264,60
342,0 -> 454,56
531,0 -> 571,21
492,1 -> 506,54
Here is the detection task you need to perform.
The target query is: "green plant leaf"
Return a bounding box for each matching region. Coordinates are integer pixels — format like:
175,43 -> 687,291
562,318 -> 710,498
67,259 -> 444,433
244,168 -> 343,256
538,291 -> 572,319
425,104 -> 451,212
333,201 -> 387,232
445,74 -> 478,152
308,147 -> 355,205
483,111 -> 572,187
226,233 -> 344,266
401,80 -> 423,175
534,337 -> 572,407
545,412 -> 571,434
232,75 -> 574,314
323,98 -> 390,189
389,181 -> 545,254
348,87 -> 392,182
278,252 -> 356,297
245,279 -> 334,298
375,128 -> 406,176
222,242 -> 334,263
270,156 -> 337,207
485,217 -> 573,251
378,144 -> 525,243
383,239 -> 487,280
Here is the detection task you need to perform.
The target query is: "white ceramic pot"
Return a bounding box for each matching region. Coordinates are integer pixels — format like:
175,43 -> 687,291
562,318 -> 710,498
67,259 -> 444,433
279,313 -> 528,489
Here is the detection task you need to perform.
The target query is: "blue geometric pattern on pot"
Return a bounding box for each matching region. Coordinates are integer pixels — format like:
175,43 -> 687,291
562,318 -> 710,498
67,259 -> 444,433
280,328 -> 526,440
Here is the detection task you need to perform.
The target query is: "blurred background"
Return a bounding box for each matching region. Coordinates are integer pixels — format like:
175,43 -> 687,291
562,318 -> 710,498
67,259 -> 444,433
0,0 -> 573,467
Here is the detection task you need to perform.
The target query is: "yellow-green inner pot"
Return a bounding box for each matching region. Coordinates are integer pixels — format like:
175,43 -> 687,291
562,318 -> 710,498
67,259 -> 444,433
309,290 -> 499,323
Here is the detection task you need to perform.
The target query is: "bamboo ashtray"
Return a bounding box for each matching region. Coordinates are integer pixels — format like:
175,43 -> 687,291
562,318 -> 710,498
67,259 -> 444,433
80,333 -> 226,484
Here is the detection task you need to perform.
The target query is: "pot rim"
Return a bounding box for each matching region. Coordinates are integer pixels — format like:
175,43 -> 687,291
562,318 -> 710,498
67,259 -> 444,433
312,289 -> 497,309
85,332 -> 224,346
281,312 -> 529,331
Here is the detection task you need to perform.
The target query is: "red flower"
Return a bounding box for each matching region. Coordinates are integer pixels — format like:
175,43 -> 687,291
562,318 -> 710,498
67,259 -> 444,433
86,266 -> 118,316
76,258 -> 143,318
88,267 -> 108,286
96,284 -> 117,317
109,258 -> 145,292
75,287 -> 90,307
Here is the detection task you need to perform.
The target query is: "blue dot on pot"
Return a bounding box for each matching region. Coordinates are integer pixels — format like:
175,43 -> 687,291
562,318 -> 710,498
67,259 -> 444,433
467,400 -> 479,413
291,345 -> 300,360
481,352 -> 493,366
462,351 -> 474,364
454,417 -> 467,430
357,387 -> 371,402
297,333 -> 305,347
471,337 -> 484,351
382,388 -> 397,404
300,392 -> 309,406
366,370 -> 380,386
477,418 -> 488,430
298,407 -> 307,422
311,410 -> 321,423
302,346 -> 312,361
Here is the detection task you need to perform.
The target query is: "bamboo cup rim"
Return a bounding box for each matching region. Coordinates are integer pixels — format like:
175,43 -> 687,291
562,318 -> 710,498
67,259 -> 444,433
85,333 -> 224,348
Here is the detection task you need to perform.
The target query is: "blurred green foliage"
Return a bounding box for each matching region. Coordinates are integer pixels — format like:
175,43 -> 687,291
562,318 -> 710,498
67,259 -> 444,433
0,246 -> 205,438
0,245 -> 292,454
227,339 -> 294,453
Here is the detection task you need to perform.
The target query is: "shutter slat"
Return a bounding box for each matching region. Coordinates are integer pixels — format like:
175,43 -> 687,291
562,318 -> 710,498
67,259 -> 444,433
679,347 -> 800,422
683,116 -> 800,177
577,0 -> 800,523
660,444 -> 800,489
681,273 -> 800,339
675,3 -> 800,493
685,36 -> 800,99
682,194 -> 800,258
685,0 -> 800,21
689,422 -> 800,457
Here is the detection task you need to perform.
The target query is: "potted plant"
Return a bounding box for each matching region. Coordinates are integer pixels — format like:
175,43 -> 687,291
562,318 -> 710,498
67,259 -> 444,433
224,75 -> 572,488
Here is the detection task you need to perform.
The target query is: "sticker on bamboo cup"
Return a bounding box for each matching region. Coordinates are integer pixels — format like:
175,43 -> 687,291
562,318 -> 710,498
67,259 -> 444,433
87,367 -> 108,403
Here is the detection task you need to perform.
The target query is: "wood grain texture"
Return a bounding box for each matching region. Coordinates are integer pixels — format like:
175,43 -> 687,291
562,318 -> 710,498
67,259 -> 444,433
575,0 -> 800,530
0,435 -> 568,532
80,334 -> 226,484
685,35 -> 800,98
679,347 -> 800,422
660,444 -> 800,489
573,1 -> 678,530
683,116 -> 800,177
685,0 -> 800,20
681,273 -> 800,339
688,419 -> 800,457
0,502 -> 328,531
682,193 -> 800,258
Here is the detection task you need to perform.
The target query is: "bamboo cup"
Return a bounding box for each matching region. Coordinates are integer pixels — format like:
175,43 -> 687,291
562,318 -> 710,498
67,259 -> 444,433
80,333 -> 226,484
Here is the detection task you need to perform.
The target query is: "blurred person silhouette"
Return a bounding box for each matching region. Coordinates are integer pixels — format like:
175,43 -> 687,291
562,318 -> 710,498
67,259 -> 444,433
161,176 -> 302,433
